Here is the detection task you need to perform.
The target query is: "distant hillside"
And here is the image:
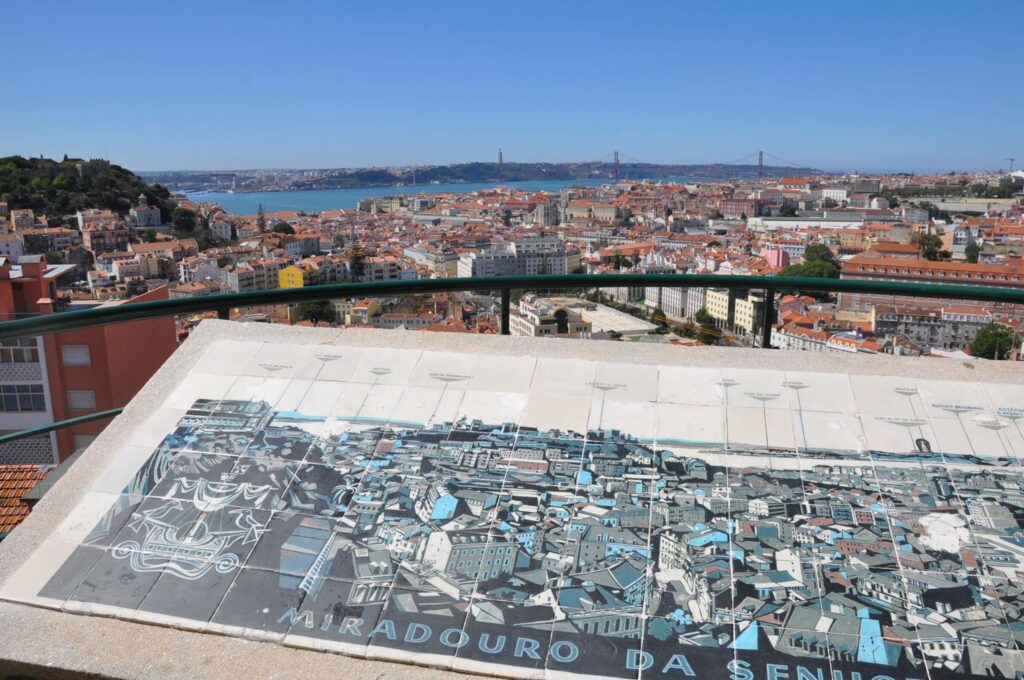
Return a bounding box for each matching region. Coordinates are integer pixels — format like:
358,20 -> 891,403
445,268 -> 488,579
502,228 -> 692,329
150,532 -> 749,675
292,161 -> 821,189
403,161 -> 818,185
143,160 -> 822,192
0,156 -> 175,224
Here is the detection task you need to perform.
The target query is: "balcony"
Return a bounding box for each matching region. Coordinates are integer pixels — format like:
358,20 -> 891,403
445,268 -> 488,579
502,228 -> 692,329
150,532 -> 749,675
0,274 -> 1022,680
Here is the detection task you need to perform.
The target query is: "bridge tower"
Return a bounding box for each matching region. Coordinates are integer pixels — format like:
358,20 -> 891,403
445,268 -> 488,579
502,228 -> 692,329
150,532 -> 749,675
613,151 -> 620,180
757,150 -> 764,179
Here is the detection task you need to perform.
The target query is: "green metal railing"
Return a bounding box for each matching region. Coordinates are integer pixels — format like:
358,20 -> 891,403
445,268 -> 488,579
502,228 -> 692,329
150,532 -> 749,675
0,408 -> 124,445
1,273 -> 1022,445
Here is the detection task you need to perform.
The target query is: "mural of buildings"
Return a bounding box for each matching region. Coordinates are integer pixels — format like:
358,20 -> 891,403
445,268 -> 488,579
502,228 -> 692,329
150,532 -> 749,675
6,342 -> 1024,679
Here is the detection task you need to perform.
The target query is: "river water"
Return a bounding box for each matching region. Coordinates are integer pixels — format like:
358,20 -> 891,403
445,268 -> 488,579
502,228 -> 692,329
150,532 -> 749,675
185,177 -> 710,214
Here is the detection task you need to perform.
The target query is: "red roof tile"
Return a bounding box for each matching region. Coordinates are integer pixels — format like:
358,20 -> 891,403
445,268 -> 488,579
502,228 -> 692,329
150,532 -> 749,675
0,464 -> 53,535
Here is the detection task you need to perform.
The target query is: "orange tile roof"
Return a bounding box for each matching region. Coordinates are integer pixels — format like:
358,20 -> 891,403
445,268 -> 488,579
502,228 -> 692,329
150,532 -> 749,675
0,464 -> 52,535
843,254 -> 1024,281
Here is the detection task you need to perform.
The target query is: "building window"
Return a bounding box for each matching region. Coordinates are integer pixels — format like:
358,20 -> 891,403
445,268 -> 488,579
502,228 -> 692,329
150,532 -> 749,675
73,434 -> 97,451
61,344 -> 91,366
67,390 -> 97,411
0,338 -> 39,363
0,384 -> 46,411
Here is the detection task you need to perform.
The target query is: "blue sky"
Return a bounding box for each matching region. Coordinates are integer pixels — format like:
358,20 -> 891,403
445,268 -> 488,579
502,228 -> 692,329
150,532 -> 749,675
4,1 -> 1021,172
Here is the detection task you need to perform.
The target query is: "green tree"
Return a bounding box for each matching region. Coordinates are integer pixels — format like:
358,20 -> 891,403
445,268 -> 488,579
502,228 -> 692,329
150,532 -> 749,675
257,203 -> 267,231
970,324 -> 1019,360
915,233 -> 944,261
779,205 -> 798,217
803,243 -> 836,264
348,245 -> 367,281
52,173 -> 78,191
651,307 -> 667,327
0,155 -> 175,220
171,207 -> 197,232
272,221 -> 295,235
296,301 -> 337,325
780,260 -> 840,279
965,239 -> 981,264
694,307 -> 718,345
45,250 -> 66,264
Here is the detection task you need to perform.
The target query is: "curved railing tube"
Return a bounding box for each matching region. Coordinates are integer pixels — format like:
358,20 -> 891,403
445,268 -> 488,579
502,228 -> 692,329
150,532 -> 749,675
0,273 -> 1022,445
0,273 -> 1022,342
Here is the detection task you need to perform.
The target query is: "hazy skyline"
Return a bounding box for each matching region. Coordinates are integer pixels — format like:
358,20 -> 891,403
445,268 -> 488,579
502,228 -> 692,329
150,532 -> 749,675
4,1 -> 1022,173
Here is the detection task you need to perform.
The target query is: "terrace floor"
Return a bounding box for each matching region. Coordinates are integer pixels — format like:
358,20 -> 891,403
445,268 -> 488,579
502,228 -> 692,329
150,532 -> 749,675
1,322 -> 1022,680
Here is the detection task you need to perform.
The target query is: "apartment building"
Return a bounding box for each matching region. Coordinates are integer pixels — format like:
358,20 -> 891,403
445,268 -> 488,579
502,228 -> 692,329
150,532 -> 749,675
361,255 -> 408,282
177,255 -> 221,284
81,222 -> 131,255
643,286 -> 686,319
75,209 -> 117,230
221,257 -> 287,293
509,294 -> 591,337
719,198 -> 760,219
128,195 -> 162,228
9,209 -> 38,231
872,305 -> 996,350
0,235 -> 24,260
19,228 -> 82,254
457,238 -> 567,278
279,263 -> 318,288
371,312 -> 443,330
705,288 -> 765,336
840,254 -> 1024,312
0,255 -> 176,463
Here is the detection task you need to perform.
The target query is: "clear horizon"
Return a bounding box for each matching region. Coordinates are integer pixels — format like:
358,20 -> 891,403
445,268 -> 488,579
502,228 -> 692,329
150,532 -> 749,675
128,160 -> 1015,175
5,1 -> 1022,174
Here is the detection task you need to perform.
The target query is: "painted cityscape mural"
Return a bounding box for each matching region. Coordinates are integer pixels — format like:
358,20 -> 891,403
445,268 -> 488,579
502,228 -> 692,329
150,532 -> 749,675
14,342 -> 1024,679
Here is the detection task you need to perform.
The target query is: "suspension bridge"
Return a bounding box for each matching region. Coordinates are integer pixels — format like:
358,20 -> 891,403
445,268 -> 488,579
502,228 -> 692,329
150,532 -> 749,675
585,150 -> 814,180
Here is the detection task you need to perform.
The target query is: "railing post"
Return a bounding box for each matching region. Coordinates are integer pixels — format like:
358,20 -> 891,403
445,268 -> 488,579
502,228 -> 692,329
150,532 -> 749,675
500,288 -> 511,335
760,287 -> 775,349
217,307 -> 230,320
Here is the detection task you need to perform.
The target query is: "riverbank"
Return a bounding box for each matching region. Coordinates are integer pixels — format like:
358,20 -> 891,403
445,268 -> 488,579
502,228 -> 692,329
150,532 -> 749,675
184,177 -> 710,214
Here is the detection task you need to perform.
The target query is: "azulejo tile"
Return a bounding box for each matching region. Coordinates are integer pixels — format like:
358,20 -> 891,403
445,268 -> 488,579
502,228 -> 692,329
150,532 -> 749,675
208,566 -> 310,638
364,584 -> 471,671
136,553 -> 241,623
546,611 -> 645,679
12,340 -> 1024,680
64,544 -> 165,611
15,539 -> 106,606
281,575 -> 389,657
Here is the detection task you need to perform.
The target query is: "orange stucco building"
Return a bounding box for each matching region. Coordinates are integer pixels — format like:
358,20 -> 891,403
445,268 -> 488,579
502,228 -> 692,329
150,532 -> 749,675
0,255 -> 177,463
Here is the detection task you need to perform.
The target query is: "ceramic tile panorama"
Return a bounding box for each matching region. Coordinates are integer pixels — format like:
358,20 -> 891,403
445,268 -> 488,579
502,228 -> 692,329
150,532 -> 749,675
6,341 -> 1024,680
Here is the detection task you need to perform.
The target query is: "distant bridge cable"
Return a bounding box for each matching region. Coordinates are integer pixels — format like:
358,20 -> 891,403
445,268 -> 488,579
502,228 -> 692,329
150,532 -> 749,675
617,152 -> 650,165
762,151 -> 813,170
720,151 -> 761,166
